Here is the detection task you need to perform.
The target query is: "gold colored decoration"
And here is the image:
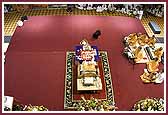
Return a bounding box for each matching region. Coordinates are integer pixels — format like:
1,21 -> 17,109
77,96 -> 118,111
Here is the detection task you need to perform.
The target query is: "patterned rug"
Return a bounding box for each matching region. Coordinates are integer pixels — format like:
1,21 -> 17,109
64,51 -> 115,110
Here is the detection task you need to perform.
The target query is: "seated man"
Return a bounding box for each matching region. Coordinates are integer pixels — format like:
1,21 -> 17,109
80,39 -> 92,51
154,69 -> 164,84
153,47 -> 163,62
146,58 -> 159,73
140,69 -> 157,83
138,34 -> 148,46
123,47 -> 135,59
133,46 -> 143,62
147,35 -> 156,47
127,33 -> 138,46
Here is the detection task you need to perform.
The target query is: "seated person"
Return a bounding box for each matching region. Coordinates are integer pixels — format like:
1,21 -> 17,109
127,33 -> 138,46
137,32 -> 143,36
92,30 -> 101,39
146,58 -> 159,73
17,20 -> 23,27
133,46 -> 143,62
154,69 -> 164,84
147,35 -> 156,47
80,39 -> 92,50
123,46 -> 135,59
138,34 -> 148,46
140,69 -> 157,83
153,47 -> 163,62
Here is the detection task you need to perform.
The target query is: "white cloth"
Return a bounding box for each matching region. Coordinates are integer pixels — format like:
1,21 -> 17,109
154,72 -> 164,83
83,77 -> 94,85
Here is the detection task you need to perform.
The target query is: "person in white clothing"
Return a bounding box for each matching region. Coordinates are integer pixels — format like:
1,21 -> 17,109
154,69 -> 164,83
137,8 -> 143,20
87,4 -> 93,10
17,20 -> 23,27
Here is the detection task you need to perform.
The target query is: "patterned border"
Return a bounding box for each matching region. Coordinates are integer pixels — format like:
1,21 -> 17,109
64,51 -> 115,110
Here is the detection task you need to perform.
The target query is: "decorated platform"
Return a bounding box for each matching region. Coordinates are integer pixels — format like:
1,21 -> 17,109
64,51 -> 115,110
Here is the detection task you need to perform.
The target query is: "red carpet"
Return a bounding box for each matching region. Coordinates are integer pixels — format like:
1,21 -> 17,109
4,16 -> 164,111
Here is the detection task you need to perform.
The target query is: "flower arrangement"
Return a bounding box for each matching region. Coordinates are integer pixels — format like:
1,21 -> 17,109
77,96 -> 118,111
23,105 -> 48,111
132,98 -> 164,111
11,104 -> 48,111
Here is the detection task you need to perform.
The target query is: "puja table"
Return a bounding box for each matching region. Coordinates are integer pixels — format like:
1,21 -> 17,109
75,45 -> 102,92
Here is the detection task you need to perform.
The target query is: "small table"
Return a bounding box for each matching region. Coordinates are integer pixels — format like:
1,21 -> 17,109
77,77 -> 102,91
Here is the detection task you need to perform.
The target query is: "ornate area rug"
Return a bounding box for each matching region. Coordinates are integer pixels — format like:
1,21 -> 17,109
64,51 -> 115,109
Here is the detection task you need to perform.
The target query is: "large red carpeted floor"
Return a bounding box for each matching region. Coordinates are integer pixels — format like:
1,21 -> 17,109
4,16 -> 164,111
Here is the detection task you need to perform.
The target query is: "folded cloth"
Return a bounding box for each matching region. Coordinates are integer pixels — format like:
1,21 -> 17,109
83,77 -> 94,85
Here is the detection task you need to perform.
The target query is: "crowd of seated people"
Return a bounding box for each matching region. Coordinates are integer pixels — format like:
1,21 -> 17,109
123,33 -> 157,62
123,33 -> 163,61
123,33 -> 164,84
145,4 -> 164,17
123,33 -> 158,48
75,4 -> 164,19
124,33 -> 155,47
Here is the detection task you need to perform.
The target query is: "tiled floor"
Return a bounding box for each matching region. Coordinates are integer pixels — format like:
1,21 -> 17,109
4,8 -> 164,37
